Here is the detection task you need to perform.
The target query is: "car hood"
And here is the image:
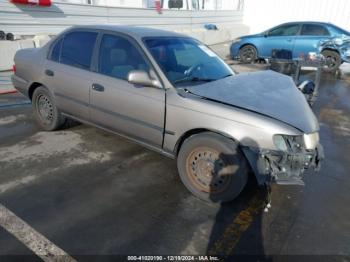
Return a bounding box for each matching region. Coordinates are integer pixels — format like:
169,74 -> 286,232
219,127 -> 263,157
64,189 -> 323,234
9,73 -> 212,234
185,70 -> 319,133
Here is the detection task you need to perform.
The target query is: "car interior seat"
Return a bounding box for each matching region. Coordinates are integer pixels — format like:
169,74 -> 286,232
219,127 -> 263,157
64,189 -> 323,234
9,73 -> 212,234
109,48 -> 134,79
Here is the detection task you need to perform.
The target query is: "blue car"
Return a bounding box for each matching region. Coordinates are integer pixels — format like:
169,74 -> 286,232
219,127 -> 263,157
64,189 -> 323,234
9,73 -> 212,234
230,21 -> 350,71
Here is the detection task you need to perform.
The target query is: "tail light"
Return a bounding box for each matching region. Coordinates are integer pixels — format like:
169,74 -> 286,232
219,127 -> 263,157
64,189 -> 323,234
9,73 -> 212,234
12,64 -> 16,73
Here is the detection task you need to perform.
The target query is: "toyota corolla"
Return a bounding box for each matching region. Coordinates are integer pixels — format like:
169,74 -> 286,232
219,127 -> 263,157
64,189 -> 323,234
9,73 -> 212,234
12,25 -> 323,202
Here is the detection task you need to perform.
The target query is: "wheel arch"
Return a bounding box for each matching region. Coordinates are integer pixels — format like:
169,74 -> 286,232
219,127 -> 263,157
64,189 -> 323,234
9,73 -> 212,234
321,48 -> 340,55
174,128 -> 263,184
28,82 -> 44,100
174,128 -> 240,157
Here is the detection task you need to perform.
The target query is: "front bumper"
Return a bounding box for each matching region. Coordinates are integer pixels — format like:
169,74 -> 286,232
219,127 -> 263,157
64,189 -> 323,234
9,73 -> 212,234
242,144 -> 324,185
230,43 -> 241,58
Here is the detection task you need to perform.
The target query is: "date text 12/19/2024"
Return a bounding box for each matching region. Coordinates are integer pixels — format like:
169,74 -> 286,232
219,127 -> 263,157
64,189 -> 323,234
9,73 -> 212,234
127,256 -> 220,261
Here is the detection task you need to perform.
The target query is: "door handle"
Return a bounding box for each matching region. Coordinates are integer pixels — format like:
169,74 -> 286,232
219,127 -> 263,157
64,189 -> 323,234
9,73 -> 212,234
92,83 -> 105,92
45,69 -> 54,77
286,39 -> 292,42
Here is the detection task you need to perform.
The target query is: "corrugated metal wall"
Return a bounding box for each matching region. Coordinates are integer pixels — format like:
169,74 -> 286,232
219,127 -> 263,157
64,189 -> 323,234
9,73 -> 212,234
0,0 -> 244,36
244,0 -> 350,34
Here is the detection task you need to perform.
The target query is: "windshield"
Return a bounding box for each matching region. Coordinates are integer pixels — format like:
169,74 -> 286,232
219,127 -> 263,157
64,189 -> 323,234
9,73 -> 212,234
143,37 -> 234,86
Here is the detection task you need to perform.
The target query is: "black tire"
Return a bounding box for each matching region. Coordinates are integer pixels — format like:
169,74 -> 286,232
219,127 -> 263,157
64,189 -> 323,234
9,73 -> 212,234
0,31 -> 5,40
321,50 -> 341,73
177,132 -> 249,203
32,86 -> 66,131
6,33 -> 14,41
239,45 -> 257,64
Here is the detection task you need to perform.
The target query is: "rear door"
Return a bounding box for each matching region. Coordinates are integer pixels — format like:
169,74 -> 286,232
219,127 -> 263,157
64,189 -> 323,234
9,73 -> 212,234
259,23 -> 300,58
293,23 -> 331,58
89,33 -> 165,147
45,30 -> 98,121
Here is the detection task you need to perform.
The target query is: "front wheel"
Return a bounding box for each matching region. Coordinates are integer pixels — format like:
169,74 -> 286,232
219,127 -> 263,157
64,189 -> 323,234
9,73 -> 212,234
239,45 -> 257,64
177,132 -> 249,203
321,50 -> 341,73
32,86 -> 66,131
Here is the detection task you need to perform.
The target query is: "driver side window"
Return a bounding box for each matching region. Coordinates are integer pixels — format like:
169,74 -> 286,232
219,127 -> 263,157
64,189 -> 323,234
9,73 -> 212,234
269,24 -> 300,37
98,34 -> 149,80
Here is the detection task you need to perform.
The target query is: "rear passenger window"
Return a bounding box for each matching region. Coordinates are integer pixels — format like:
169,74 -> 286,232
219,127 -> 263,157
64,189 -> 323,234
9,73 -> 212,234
301,24 -> 330,36
50,38 -> 63,62
98,34 -> 149,80
60,31 -> 97,70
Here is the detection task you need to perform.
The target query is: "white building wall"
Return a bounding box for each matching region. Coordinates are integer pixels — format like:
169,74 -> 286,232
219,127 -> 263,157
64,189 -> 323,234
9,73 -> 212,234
92,0 -> 143,7
243,0 -> 350,34
0,0 -> 247,39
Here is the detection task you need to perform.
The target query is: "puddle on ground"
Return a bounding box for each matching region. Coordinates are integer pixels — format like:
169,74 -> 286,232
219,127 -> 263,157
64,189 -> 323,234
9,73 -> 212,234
319,108 -> 350,138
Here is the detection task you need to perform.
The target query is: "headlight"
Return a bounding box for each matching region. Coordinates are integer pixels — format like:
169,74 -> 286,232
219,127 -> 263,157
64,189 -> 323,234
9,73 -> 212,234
232,38 -> 241,44
273,133 -> 319,152
334,38 -> 344,46
273,135 -> 288,151
303,132 -> 319,150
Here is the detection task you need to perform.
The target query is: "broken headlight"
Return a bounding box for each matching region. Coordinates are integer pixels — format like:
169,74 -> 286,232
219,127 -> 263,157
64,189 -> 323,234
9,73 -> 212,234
273,134 -> 305,152
273,135 -> 288,151
273,133 -> 319,152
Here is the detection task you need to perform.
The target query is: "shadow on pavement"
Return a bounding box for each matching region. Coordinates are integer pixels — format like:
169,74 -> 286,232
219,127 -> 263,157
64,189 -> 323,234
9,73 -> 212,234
206,145 -> 272,262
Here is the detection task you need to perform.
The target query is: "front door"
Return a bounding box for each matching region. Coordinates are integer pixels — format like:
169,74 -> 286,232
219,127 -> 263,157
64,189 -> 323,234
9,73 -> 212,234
259,23 -> 300,58
90,33 -> 165,147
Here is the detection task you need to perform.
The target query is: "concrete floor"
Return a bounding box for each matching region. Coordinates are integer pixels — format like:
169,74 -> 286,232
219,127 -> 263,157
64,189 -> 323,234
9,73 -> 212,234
0,63 -> 350,261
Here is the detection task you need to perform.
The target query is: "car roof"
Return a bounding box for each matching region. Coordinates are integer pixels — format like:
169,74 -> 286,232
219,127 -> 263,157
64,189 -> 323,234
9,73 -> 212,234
280,21 -> 334,26
69,25 -> 188,39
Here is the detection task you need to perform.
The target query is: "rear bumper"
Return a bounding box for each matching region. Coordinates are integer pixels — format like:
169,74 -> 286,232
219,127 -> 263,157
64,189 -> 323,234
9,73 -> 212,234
242,144 -> 324,185
11,74 -> 29,97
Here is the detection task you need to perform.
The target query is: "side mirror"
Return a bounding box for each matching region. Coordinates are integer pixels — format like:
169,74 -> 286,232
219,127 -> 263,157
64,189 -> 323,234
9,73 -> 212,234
264,32 -> 269,38
127,70 -> 162,89
298,80 -> 315,95
298,80 -> 317,106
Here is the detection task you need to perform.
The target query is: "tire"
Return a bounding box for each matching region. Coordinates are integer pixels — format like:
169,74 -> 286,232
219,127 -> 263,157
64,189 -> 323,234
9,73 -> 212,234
239,45 -> 257,64
32,86 -> 66,131
177,132 -> 249,203
321,50 -> 341,73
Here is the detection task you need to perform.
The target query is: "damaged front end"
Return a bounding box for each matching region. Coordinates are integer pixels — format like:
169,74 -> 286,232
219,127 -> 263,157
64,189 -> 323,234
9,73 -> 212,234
242,133 -> 324,186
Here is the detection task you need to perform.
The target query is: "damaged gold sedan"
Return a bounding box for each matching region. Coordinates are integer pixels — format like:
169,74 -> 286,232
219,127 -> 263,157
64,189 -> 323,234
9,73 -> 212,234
12,25 -> 323,202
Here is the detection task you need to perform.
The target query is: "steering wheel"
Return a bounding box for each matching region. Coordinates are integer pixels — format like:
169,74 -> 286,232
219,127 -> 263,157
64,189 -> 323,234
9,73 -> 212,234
184,63 -> 204,77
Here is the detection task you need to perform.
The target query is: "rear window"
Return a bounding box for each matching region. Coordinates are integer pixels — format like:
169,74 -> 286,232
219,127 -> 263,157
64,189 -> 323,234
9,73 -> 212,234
301,24 -> 330,36
60,31 -> 98,70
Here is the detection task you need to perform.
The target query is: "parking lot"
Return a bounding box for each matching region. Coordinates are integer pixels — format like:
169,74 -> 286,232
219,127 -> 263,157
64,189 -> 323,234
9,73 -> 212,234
1,58 -> 350,261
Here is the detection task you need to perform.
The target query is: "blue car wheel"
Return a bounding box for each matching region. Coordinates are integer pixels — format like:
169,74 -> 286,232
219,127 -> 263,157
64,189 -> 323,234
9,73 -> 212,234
239,45 -> 257,63
321,49 -> 341,72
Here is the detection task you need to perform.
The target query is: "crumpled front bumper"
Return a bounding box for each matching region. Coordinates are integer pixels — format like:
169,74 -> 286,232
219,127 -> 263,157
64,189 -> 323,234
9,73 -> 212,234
242,144 -> 324,185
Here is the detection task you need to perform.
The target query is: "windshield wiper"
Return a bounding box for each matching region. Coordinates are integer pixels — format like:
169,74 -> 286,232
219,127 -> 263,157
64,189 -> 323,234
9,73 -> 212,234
174,77 -> 215,85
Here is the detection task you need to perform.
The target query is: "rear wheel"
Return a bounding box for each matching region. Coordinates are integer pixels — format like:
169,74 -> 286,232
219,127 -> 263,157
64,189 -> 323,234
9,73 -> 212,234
177,132 -> 249,203
321,50 -> 341,73
32,86 -> 66,131
239,45 -> 257,64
